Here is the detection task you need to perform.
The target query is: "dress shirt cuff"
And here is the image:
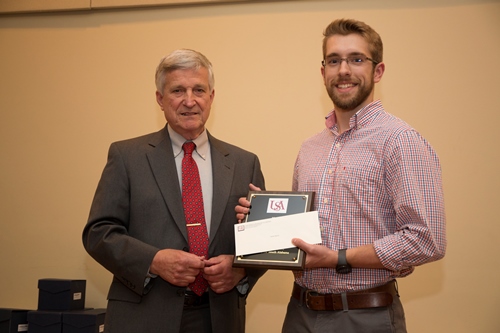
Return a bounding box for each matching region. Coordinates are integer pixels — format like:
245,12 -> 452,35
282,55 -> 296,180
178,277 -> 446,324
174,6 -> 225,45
236,276 -> 249,295
144,270 -> 158,287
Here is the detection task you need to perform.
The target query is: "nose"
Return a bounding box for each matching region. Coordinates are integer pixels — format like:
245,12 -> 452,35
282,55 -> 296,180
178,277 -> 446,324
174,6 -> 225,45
183,90 -> 197,108
338,60 -> 352,76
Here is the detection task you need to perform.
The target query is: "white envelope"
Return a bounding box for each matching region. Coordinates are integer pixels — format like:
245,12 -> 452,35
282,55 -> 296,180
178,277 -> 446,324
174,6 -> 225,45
234,211 -> 322,256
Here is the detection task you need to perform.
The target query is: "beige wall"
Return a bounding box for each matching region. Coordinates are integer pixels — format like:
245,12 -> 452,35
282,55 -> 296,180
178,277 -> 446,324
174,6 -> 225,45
1,0 -> 499,332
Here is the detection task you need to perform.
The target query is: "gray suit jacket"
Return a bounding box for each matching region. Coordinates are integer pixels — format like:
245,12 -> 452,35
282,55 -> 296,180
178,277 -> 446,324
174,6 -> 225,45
83,126 -> 266,333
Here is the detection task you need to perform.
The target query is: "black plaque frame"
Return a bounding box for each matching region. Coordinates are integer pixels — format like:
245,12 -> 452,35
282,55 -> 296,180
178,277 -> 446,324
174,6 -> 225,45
233,191 -> 315,270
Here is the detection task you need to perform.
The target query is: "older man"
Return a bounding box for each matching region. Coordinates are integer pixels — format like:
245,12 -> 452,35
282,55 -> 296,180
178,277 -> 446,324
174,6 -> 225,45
84,49 -> 265,333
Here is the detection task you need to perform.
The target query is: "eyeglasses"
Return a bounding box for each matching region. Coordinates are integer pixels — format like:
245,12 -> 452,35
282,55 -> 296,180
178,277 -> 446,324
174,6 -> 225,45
322,55 -> 379,68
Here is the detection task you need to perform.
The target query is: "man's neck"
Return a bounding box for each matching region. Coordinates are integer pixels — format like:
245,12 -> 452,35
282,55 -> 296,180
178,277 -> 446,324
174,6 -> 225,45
334,98 -> 375,134
334,109 -> 358,134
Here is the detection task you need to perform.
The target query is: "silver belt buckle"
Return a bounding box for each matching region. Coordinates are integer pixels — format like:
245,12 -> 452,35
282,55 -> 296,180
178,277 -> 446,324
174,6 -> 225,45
304,290 -> 313,309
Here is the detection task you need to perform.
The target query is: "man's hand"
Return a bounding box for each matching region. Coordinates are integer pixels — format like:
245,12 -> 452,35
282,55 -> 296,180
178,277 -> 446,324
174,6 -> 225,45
203,255 -> 246,294
292,238 -> 336,269
292,239 -> 385,269
150,249 -> 205,286
235,183 -> 261,222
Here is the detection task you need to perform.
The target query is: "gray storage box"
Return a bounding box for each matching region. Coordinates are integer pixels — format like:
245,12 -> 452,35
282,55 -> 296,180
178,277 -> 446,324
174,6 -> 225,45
27,311 -> 62,333
37,280 -> 85,311
62,309 -> 105,333
0,308 -> 30,333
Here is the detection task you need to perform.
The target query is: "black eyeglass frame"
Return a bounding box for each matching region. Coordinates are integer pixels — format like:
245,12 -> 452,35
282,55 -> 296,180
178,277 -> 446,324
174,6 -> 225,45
321,55 -> 380,67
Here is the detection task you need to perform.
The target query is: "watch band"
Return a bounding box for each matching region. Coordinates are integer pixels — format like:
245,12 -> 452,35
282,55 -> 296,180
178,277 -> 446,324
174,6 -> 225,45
338,248 -> 347,266
336,248 -> 352,274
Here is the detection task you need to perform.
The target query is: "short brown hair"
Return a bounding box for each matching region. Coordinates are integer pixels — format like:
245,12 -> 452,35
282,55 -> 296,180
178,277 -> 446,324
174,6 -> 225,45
322,19 -> 383,64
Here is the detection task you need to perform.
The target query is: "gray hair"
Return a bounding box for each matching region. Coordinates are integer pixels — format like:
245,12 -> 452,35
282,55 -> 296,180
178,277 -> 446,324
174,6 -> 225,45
155,49 -> 215,94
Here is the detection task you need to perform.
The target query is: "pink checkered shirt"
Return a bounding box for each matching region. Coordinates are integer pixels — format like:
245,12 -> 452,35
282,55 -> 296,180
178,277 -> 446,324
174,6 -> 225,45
293,100 -> 446,293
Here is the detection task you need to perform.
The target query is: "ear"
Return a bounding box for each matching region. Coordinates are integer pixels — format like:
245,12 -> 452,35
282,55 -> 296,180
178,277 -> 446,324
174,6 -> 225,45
155,91 -> 164,109
209,88 -> 215,102
321,65 -> 326,83
373,62 -> 385,83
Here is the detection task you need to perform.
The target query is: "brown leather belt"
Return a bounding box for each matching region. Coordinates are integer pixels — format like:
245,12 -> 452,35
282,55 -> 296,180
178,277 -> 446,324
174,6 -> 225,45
184,291 -> 209,307
292,280 -> 397,311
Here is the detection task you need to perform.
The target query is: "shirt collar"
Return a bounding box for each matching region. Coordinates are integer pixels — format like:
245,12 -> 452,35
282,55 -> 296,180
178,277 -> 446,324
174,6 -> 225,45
324,100 -> 383,132
167,124 -> 209,160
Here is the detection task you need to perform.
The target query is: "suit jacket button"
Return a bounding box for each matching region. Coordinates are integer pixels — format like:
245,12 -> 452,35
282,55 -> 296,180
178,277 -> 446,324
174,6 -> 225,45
177,289 -> 184,297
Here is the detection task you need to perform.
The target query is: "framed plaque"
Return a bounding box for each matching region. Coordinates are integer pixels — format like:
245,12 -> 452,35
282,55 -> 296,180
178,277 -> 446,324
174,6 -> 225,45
233,191 -> 315,270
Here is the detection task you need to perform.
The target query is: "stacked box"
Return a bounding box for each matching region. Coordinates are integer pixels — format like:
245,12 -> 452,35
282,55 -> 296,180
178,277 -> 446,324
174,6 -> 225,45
0,309 -> 30,333
37,280 -> 85,311
3,279 -> 94,333
26,311 -> 62,333
62,309 -> 105,333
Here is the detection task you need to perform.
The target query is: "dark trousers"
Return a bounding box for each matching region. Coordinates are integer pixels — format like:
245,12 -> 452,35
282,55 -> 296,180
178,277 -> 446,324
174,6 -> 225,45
180,303 -> 212,333
281,293 -> 407,333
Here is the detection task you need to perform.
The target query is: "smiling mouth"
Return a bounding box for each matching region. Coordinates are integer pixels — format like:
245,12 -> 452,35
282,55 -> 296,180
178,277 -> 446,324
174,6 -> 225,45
336,83 -> 356,89
180,111 -> 199,116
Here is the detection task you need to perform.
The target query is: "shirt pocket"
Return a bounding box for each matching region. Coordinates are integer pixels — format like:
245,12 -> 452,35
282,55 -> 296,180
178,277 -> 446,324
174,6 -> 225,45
338,163 -> 382,207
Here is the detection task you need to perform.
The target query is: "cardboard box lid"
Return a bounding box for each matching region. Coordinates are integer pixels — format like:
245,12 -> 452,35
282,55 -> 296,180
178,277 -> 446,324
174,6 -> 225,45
0,308 -> 30,323
62,309 -> 106,328
0,310 -> 10,322
38,279 -> 86,294
27,311 -> 62,326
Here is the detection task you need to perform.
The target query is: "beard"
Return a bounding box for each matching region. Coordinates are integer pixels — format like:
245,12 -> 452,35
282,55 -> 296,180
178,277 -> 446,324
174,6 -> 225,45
326,78 -> 374,112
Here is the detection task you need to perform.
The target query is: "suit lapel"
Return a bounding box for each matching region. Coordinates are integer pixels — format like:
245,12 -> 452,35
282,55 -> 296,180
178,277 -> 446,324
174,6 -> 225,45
145,128 -> 235,245
146,127 -> 189,242
208,133 -> 235,243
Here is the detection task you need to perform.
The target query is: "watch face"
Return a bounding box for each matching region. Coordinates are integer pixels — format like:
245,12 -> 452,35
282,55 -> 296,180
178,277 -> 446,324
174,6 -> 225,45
336,264 -> 352,274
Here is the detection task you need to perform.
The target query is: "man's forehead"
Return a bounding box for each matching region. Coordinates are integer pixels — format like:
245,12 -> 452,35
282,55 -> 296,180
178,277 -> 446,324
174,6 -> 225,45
165,67 -> 210,85
325,34 -> 370,54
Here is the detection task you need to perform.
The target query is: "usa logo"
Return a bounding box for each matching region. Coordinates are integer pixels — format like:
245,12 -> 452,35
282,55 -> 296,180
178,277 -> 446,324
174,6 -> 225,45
267,198 -> 289,213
